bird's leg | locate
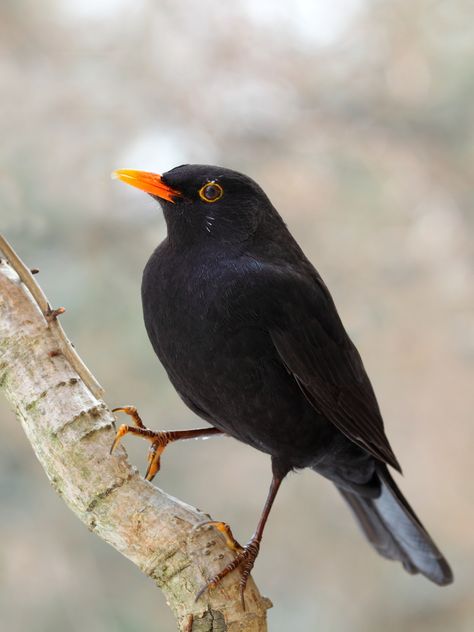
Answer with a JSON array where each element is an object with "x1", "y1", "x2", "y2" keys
[
  {"x1": 110, "y1": 406, "x2": 223, "y2": 481},
  {"x1": 196, "y1": 471, "x2": 284, "y2": 609}
]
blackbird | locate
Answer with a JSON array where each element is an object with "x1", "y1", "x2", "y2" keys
[{"x1": 111, "y1": 164, "x2": 453, "y2": 602}]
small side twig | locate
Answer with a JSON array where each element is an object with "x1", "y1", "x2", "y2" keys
[{"x1": 0, "y1": 234, "x2": 103, "y2": 398}]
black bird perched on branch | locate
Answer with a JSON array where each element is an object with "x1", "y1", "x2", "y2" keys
[{"x1": 111, "y1": 164, "x2": 453, "y2": 603}]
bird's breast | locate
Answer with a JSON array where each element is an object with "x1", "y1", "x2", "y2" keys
[
  {"x1": 142, "y1": 247, "x2": 242, "y2": 385},
  {"x1": 140, "y1": 245, "x2": 322, "y2": 460}
]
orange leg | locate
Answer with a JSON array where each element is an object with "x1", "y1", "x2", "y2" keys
[{"x1": 110, "y1": 406, "x2": 223, "y2": 481}]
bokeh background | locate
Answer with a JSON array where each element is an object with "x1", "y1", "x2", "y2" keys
[{"x1": 1, "y1": 1, "x2": 473, "y2": 630}]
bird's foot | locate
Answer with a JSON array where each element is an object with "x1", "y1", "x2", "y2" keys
[
  {"x1": 195, "y1": 524, "x2": 260, "y2": 609},
  {"x1": 110, "y1": 406, "x2": 170, "y2": 481},
  {"x1": 110, "y1": 406, "x2": 223, "y2": 481}
]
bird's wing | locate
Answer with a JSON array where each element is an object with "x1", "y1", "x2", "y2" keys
[{"x1": 246, "y1": 262, "x2": 401, "y2": 471}]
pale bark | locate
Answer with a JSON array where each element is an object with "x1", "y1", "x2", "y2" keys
[{"x1": 0, "y1": 236, "x2": 271, "y2": 632}]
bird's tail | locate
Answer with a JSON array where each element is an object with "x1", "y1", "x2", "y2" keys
[{"x1": 338, "y1": 462, "x2": 453, "y2": 585}]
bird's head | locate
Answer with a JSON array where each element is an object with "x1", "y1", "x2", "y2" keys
[{"x1": 113, "y1": 164, "x2": 274, "y2": 246}]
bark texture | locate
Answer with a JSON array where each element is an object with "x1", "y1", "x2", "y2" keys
[{"x1": 0, "y1": 238, "x2": 271, "y2": 631}]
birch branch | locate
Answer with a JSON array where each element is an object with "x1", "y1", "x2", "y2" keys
[{"x1": 0, "y1": 236, "x2": 271, "y2": 632}]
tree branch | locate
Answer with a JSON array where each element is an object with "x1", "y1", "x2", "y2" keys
[{"x1": 0, "y1": 236, "x2": 271, "y2": 632}]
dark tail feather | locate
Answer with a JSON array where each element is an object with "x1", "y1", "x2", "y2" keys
[{"x1": 338, "y1": 463, "x2": 453, "y2": 585}]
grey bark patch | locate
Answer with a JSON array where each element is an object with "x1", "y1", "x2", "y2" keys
[{"x1": 192, "y1": 609, "x2": 227, "y2": 632}]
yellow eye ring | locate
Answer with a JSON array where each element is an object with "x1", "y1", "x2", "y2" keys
[{"x1": 198, "y1": 181, "x2": 223, "y2": 203}]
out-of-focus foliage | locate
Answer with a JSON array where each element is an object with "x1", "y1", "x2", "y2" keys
[{"x1": 1, "y1": 1, "x2": 473, "y2": 630}]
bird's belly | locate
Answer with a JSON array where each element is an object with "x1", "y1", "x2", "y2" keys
[{"x1": 155, "y1": 322, "x2": 325, "y2": 464}]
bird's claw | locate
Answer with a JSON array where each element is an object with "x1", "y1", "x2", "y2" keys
[
  {"x1": 110, "y1": 406, "x2": 169, "y2": 481},
  {"x1": 195, "y1": 536, "x2": 260, "y2": 610},
  {"x1": 109, "y1": 423, "x2": 129, "y2": 454},
  {"x1": 111, "y1": 405, "x2": 144, "y2": 427},
  {"x1": 144, "y1": 439, "x2": 167, "y2": 481},
  {"x1": 193, "y1": 520, "x2": 244, "y2": 553}
]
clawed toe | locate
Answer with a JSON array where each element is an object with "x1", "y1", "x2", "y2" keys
[
  {"x1": 192, "y1": 520, "x2": 244, "y2": 553},
  {"x1": 109, "y1": 423, "x2": 129, "y2": 454},
  {"x1": 110, "y1": 407, "x2": 168, "y2": 481},
  {"x1": 144, "y1": 439, "x2": 167, "y2": 481},
  {"x1": 195, "y1": 536, "x2": 260, "y2": 609}
]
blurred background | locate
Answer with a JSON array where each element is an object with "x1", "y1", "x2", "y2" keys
[{"x1": 1, "y1": 0, "x2": 473, "y2": 630}]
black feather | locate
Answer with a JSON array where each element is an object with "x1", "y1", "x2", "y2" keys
[{"x1": 339, "y1": 463, "x2": 453, "y2": 585}]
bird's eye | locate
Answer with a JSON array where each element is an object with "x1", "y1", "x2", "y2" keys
[{"x1": 199, "y1": 181, "x2": 223, "y2": 203}]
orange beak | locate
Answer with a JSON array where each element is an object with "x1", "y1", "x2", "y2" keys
[{"x1": 112, "y1": 169, "x2": 181, "y2": 203}]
